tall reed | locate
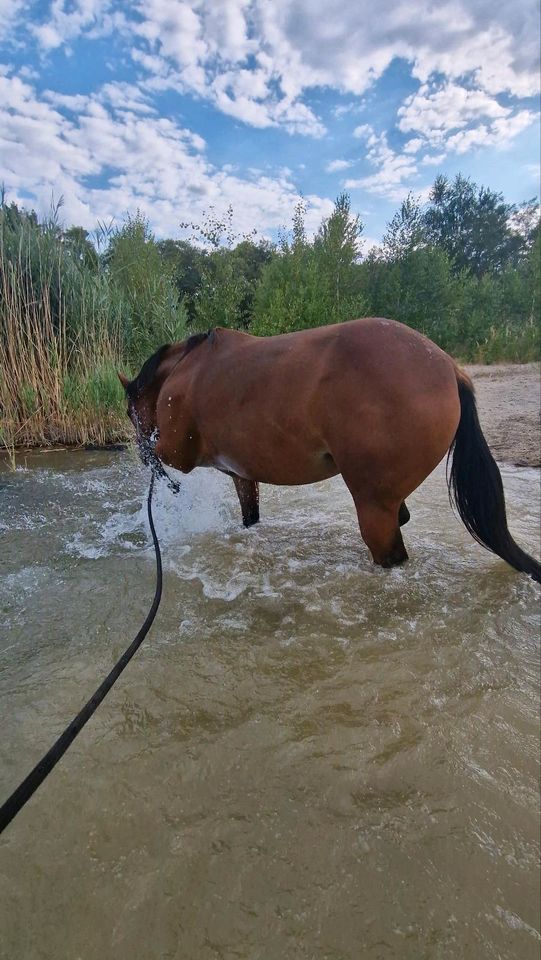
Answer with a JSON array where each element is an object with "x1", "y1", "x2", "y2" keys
[{"x1": 0, "y1": 213, "x2": 127, "y2": 450}]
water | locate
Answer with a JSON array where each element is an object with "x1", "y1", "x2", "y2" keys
[{"x1": 0, "y1": 450, "x2": 539, "y2": 960}]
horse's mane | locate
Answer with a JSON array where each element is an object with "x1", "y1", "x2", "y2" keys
[
  {"x1": 126, "y1": 331, "x2": 212, "y2": 399},
  {"x1": 126, "y1": 344, "x2": 170, "y2": 400}
]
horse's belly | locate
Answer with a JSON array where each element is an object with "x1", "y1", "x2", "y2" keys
[
  {"x1": 205, "y1": 446, "x2": 339, "y2": 485},
  {"x1": 209, "y1": 452, "x2": 252, "y2": 477},
  {"x1": 257, "y1": 455, "x2": 339, "y2": 485}
]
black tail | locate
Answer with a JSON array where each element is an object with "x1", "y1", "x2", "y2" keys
[{"x1": 447, "y1": 376, "x2": 541, "y2": 583}]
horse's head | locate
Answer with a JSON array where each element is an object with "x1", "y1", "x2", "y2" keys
[
  {"x1": 117, "y1": 375, "x2": 157, "y2": 466},
  {"x1": 118, "y1": 332, "x2": 212, "y2": 461},
  {"x1": 117, "y1": 372, "x2": 152, "y2": 455},
  {"x1": 118, "y1": 344, "x2": 172, "y2": 460}
]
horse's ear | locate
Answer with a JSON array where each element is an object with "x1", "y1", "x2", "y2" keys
[{"x1": 117, "y1": 372, "x2": 129, "y2": 391}]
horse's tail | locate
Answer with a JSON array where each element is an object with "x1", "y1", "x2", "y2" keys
[{"x1": 447, "y1": 370, "x2": 541, "y2": 583}]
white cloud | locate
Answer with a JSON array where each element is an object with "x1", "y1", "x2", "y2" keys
[
  {"x1": 0, "y1": 69, "x2": 333, "y2": 237},
  {"x1": 0, "y1": 0, "x2": 29, "y2": 31},
  {"x1": 353, "y1": 124, "x2": 373, "y2": 139},
  {"x1": 445, "y1": 110, "x2": 536, "y2": 154},
  {"x1": 397, "y1": 79, "x2": 537, "y2": 160},
  {"x1": 14, "y1": 0, "x2": 537, "y2": 143},
  {"x1": 2, "y1": 0, "x2": 539, "y2": 238},
  {"x1": 30, "y1": 0, "x2": 115, "y2": 49},
  {"x1": 325, "y1": 159, "x2": 354, "y2": 172},
  {"x1": 210, "y1": 68, "x2": 325, "y2": 135},
  {"x1": 123, "y1": 0, "x2": 539, "y2": 137},
  {"x1": 409, "y1": 5, "x2": 539, "y2": 98},
  {"x1": 421, "y1": 153, "x2": 447, "y2": 166},
  {"x1": 398, "y1": 82, "x2": 510, "y2": 141},
  {"x1": 345, "y1": 124, "x2": 419, "y2": 200},
  {"x1": 403, "y1": 137, "x2": 424, "y2": 154},
  {"x1": 333, "y1": 102, "x2": 359, "y2": 118}
]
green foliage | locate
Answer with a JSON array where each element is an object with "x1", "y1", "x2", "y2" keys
[
  {"x1": 81, "y1": 363, "x2": 126, "y2": 413},
  {"x1": 252, "y1": 195, "x2": 365, "y2": 335},
  {"x1": 359, "y1": 177, "x2": 540, "y2": 361},
  {"x1": 106, "y1": 212, "x2": 188, "y2": 355},
  {"x1": 156, "y1": 239, "x2": 204, "y2": 321},
  {"x1": 424, "y1": 174, "x2": 525, "y2": 276},
  {"x1": 179, "y1": 206, "x2": 272, "y2": 329},
  {"x1": 360, "y1": 233, "x2": 540, "y2": 361},
  {"x1": 62, "y1": 226, "x2": 99, "y2": 270},
  {"x1": 382, "y1": 193, "x2": 426, "y2": 261},
  {"x1": 359, "y1": 245, "x2": 463, "y2": 349}
]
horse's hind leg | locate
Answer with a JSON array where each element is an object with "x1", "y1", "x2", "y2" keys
[
  {"x1": 231, "y1": 475, "x2": 260, "y2": 528},
  {"x1": 399, "y1": 501, "x2": 410, "y2": 526},
  {"x1": 353, "y1": 497, "x2": 409, "y2": 568}
]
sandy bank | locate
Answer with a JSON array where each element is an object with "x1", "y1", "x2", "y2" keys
[{"x1": 464, "y1": 362, "x2": 540, "y2": 468}]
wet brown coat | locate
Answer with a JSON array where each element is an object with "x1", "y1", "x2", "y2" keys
[{"x1": 125, "y1": 318, "x2": 463, "y2": 567}]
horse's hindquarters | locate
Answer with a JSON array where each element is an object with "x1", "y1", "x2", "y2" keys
[{"x1": 322, "y1": 356, "x2": 461, "y2": 507}]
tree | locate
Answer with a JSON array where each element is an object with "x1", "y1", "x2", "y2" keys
[
  {"x1": 314, "y1": 192, "x2": 364, "y2": 315},
  {"x1": 424, "y1": 174, "x2": 523, "y2": 276},
  {"x1": 382, "y1": 193, "x2": 426, "y2": 261},
  {"x1": 252, "y1": 194, "x2": 365, "y2": 334},
  {"x1": 157, "y1": 239, "x2": 204, "y2": 320},
  {"x1": 508, "y1": 199, "x2": 540, "y2": 256},
  {"x1": 180, "y1": 206, "x2": 273, "y2": 329},
  {"x1": 62, "y1": 226, "x2": 98, "y2": 270}
]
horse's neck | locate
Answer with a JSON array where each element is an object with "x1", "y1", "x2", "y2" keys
[
  {"x1": 147, "y1": 345, "x2": 185, "y2": 412},
  {"x1": 157, "y1": 344, "x2": 184, "y2": 386}
]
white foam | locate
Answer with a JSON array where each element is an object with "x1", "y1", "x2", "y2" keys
[{"x1": 143, "y1": 467, "x2": 237, "y2": 543}]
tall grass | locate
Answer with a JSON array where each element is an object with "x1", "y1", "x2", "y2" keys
[
  {"x1": 0, "y1": 217, "x2": 126, "y2": 451},
  {"x1": 0, "y1": 207, "x2": 188, "y2": 452}
]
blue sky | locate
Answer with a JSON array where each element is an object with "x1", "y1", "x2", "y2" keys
[{"x1": 1, "y1": 0, "x2": 539, "y2": 248}]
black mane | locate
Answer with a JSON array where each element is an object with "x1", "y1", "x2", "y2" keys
[
  {"x1": 126, "y1": 331, "x2": 213, "y2": 400},
  {"x1": 126, "y1": 344, "x2": 170, "y2": 400},
  {"x1": 184, "y1": 330, "x2": 212, "y2": 357}
]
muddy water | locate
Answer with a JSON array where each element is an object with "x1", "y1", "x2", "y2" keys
[{"x1": 0, "y1": 450, "x2": 539, "y2": 960}]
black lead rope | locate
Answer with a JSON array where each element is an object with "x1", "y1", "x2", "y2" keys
[{"x1": 0, "y1": 469, "x2": 165, "y2": 836}]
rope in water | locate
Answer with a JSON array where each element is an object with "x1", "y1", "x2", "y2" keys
[{"x1": 0, "y1": 469, "x2": 164, "y2": 836}]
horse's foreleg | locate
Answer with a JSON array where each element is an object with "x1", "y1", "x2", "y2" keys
[{"x1": 231, "y1": 476, "x2": 260, "y2": 528}]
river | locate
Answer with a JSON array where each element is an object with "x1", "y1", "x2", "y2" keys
[{"x1": 0, "y1": 450, "x2": 539, "y2": 959}]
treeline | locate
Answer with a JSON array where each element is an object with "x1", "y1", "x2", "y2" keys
[{"x1": 0, "y1": 175, "x2": 539, "y2": 448}]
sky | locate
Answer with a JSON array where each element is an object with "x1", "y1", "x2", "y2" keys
[{"x1": 1, "y1": 0, "x2": 540, "y2": 248}]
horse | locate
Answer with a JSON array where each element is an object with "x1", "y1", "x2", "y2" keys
[{"x1": 118, "y1": 317, "x2": 540, "y2": 582}]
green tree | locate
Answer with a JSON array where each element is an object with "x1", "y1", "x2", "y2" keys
[
  {"x1": 62, "y1": 226, "x2": 98, "y2": 270},
  {"x1": 382, "y1": 193, "x2": 426, "y2": 261},
  {"x1": 253, "y1": 194, "x2": 365, "y2": 334},
  {"x1": 424, "y1": 174, "x2": 523, "y2": 276},
  {"x1": 314, "y1": 192, "x2": 364, "y2": 318},
  {"x1": 179, "y1": 206, "x2": 273, "y2": 329},
  {"x1": 157, "y1": 238, "x2": 205, "y2": 321},
  {"x1": 360, "y1": 245, "x2": 465, "y2": 351}
]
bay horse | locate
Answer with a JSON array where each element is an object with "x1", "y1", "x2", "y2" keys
[{"x1": 118, "y1": 318, "x2": 540, "y2": 582}]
